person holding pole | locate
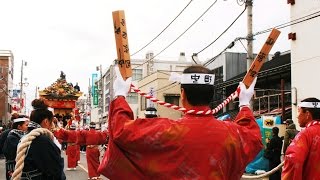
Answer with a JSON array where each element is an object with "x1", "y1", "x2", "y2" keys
[{"x1": 98, "y1": 65, "x2": 262, "y2": 179}]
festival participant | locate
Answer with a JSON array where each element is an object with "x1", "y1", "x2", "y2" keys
[
  {"x1": 77, "y1": 122, "x2": 108, "y2": 180},
  {"x1": 282, "y1": 119, "x2": 299, "y2": 154},
  {"x1": 144, "y1": 107, "x2": 158, "y2": 118},
  {"x1": 2, "y1": 116, "x2": 29, "y2": 180},
  {"x1": 282, "y1": 97, "x2": 320, "y2": 180},
  {"x1": 98, "y1": 65, "x2": 262, "y2": 179},
  {"x1": 18, "y1": 99, "x2": 66, "y2": 179},
  {"x1": 0, "y1": 113, "x2": 19, "y2": 160},
  {"x1": 54, "y1": 123, "x2": 79, "y2": 170}
]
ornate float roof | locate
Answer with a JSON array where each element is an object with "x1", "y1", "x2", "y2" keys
[{"x1": 39, "y1": 71, "x2": 82, "y2": 100}]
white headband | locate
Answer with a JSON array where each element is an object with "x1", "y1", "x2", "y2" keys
[
  {"x1": 169, "y1": 72, "x2": 215, "y2": 85},
  {"x1": 13, "y1": 118, "x2": 29, "y2": 123},
  {"x1": 298, "y1": 102, "x2": 320, "y2": 108},
  {"x1": 145, "y1": 111, "x2": 157, "y2": 115}
]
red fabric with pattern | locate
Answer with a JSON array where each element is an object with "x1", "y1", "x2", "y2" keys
[
  {"x1": 282, "y1": 120, "x2": 320, "y2": 180},
  {"x1": 98, "y1": 97, "x2": 262, "y2": 179}
]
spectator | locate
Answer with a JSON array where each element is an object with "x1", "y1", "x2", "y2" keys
[
  {"x1": 264, "y1": 127, "x2": 283, "y2": 180},
  {"x1": 3, "y1": 116, "x2": 29, "y2": 180},
  {"x1": 283, "y1": 119, "x2": 299, "y2": 154}
]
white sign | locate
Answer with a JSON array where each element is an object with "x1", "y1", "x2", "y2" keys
[{"x1": 262, "y1": 116, "x2": 276, "y2": 129}]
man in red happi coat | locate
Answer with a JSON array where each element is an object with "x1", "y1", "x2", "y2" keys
[
  {"x1": 98, "y1": 65, "x2": 263, "y2": 179},
  {"x1": 282, "y1": 97, "x2": 320, "y2": 180},
  {"x1": 77, "y1": 122, "x2": 108, "y2": 180},
  {"x1": 54, "y1": 123, "x2": 79, "y2": 170}
]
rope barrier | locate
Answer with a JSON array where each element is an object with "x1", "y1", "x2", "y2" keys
[
  {"x1": 241, "y1": 161, "x2": 284, "y2": 179},
  {"x1": 12, "y1": 128, "x2": 53, "y2": 180},
  {"x1": 131, "y1": 84, "x2": 239, "y2": 115}
]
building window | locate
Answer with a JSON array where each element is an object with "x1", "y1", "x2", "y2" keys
[
  {"x1": 132, "y1": 69, "x2": 142, "y2": 81},
  {"x1": 127, "y1": 92, "x2": 138, "y2": 104},
  {"x1": 164, "y1": 95, "x2": 180, "y2": 106},
  {"x1": 140, "y1": 96, "x2": 147, "y2": 110}
]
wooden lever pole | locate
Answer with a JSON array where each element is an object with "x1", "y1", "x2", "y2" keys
[
  {"x1": 112, "y1": 10, "x2": 132, "y2": 80},
  {"x1": 242, "y1": 28, "x2": 281, "y2": 88}
]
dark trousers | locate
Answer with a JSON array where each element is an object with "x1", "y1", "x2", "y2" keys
[{"x1": 269, "y1": 158, "x2": 281, "y2": 180}]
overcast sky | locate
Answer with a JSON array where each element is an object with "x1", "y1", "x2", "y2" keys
[{"x1": 0, "y1": 0, "x2": 290, "y2": 112}]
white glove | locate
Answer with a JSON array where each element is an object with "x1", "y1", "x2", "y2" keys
[
  {"x1": 113, "y1": 66, "x2": 132, "y2": 98},
  {"x1": 238, "y1": 77, "x2": 257, "y2": 107}
]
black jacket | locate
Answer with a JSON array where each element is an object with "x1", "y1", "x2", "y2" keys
[{"x1": 22, "y1": 134, "x2": 66, "y2": 180}]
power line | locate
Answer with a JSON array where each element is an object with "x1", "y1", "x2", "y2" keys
[
  {"x1": 196, "y1": 5, "x2": 247, "y2": 55},
  {"x1": 203, "y1": 36, "x2": 245, "y2": 66},
  {"x1": 155, "y1": 82, "x2": 178, "y2": 93},
  {"x1": 130, "y1": 0, "x2": 194, "y2": 56},
  {"x1": 132, "y1": 0, "x2": 218, "y2": 70},
  {"x1": 253, "y1": 10, "x2": 320, "y2": 36},
  {"x1": 132, "y1": 11, "x2": 320, "y2": 102},
  {"x1": 203, "y1": 11, "x2": 320, "y2": 67},
  {"x1": 153, "y1": 0, "x2": 218, "y2": 58}
]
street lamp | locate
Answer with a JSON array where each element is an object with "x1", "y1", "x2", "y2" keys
[{"x1": 19, "y1": 60, "x2": 28, "y2": 113}]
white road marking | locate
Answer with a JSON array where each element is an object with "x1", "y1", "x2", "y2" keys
[{"x1": 78, "y1": 164, "x2": 88, "y2": 173}]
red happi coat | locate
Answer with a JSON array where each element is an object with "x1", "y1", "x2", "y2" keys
[
  {"x1": 282, "y1": 120, "x2": 320, "y2": 180},
  {"x1": 98, "y1": 97, "x2": 262, "y2": 180},
  {"x1": 77, "y1": 129, "x2": 108, "y2": 178},
  {"x1": 54, "y1": 129, "x2": 79, "y2": 168}
]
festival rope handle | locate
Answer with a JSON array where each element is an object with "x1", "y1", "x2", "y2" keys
[
  {"x1": 131, "y1": 84, "x2": 239, "y2": 115},
  {"x1": 241, "y1": 161, "x2": 284, "y2": 179},
  {"x1": 11, "y1": 128, "x2": 53, "y2": 180}
]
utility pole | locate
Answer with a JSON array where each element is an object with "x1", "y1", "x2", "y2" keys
[
  {"x1": 35, "y1": 86, "x2": 39, "y2": 99},
  {"x1": 246, "y1": 0, "x2": 253, "y2": 69},
  {"x1": 19, "y1": 60, "x2": 28, "y2": 113},
  {"x1": 19, "y1": 60, "x2": 24, "y2": 113},
  {"x1": 246, "y1": 0, "x2": 254, "y2": 108}
]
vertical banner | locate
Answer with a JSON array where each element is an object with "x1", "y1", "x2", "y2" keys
[
  {"x1": 92, "y1": 73, "x2": 98, "y2": 106},
  {"x1": 147, "y1": 87, "x2": 154, "y2": 107},
  {"x1": 262, "y1": 116, "x2": 276, "y2": 142},
  {"x1": 93, "y1": 86, "x2": 98, "y2": 106},
  {"x1": 113, "y1": 10, "x2": 132, "y2": 80}
]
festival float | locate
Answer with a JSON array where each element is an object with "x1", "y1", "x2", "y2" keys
[{"x1": 38, "y1": 71, "x2": 82, "y2": 119}]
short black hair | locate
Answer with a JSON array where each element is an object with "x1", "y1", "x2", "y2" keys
[
  {"x1": 181, "y1": 65, "x2": 214, "y2": 106},
  {"x1": 301, "y1": 97, "x2": 320, "y2": 120},
  {"x1": 285, "y1": 119, "x2": 294, "y2": 125},
  {"x1": 272, "y1": 127, "x2": 279, "y2": 135}
]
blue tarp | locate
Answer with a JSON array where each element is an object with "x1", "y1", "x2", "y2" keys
[{"x1": 245, "y1": 116, "x2": 282, "y2": 174}]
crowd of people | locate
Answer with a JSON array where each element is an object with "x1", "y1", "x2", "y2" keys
[{"x1": 0, "y1": 64, "x2": 319, "y2": 180}]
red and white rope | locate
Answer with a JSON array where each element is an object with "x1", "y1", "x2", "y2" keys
[
  {"x1": 131, "y1": 84, "x2": 239, "y2": 115},
  {"x1": 306, "y1": 120, "x2": 320, "y2": 128}
]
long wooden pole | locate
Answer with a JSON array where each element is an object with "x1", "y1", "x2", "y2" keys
[
  {"x1": 112, "y1": 10, "x2": 132, "y2": 80},
  {"x1": 242, "y1": 28, "x2": 281, "y2": 88}
]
